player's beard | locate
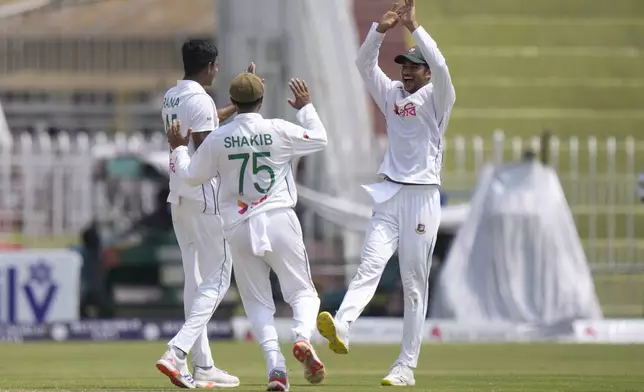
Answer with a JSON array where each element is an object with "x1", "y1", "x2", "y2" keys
[
  {"x1": 404, "y1": 75, "x2": 430, "y2": 94},
  {"x1": 403, "y1": 79, "x2": 416, "y2": 93}
]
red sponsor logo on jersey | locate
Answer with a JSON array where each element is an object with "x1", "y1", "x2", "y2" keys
[
  {"x1": 303, "y1": 132, "x2": 309, "y2": 139},
  {"x1": 237, "y1": 195, "x2": 268, "y2": 215},
  {"x1": 169, "y1": 158, "x2": 175, "y2": 173},
  {"x1": 237, "y1": 200, "x2": 248, "y2": 214},
  {"x1": 394, "y1": 102, "x2": 417, "y2": 117}
]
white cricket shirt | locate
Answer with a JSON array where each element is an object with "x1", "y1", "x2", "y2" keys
[
  {"x1": 357, "y1": 23, "x2": 456, "y2": 185},
  {"x1": 162, "y1": 80, "x2": 219, "y2": 213},
  {"x1": 170, "y1": 104, "x2": 327, "y2": 230}
]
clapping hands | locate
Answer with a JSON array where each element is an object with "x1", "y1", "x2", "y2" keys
[{"x1": 376, "y1": 0, "x2": 418, "y2": 34}]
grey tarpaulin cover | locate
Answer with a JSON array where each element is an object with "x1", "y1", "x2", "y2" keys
[{"x1": 431, "y1": 161, "x2": 603, "y2": 324}]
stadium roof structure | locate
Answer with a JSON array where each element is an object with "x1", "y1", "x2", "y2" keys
[{"x1": 0, "y1": 0, "x2": 217, "y2": 37}]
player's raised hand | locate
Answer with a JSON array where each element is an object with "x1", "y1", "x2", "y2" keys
[
  {"x1": 377, "y1": 1, "x2": 404, "y2": 33},
  {"x1": 400, "y1": 0, "x2": 419, "y2": 31},
  {"x1": 167, "y1": 120, "x2": 191, "y2": 150},
  {"x1": 247, "y1": 62, "x2": 265, "y2": 84},
  {"x1": 287, "y1": 78, "x2": 312, "y2": 110}
]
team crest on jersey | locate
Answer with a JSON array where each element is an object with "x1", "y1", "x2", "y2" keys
[{"x1": 415, "y1": 223, "x2": 426, "y2": 234}]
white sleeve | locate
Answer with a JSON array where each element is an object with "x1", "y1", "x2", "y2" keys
[
  {"x1": 411, "y1": 26, "x2": 456, "y2": 121},
  {"x1": 188, "y1": 94, "x2": 219, "y2": 133},
  {"x1": 356, "y1": 22, "x2": 397, "y2": 115},
  {"x1": 280, "y1": 104, "x2": 328, "y2": 157},
  {"x1": 171, "y1": 137, "x2": 219, "y2": 186}
]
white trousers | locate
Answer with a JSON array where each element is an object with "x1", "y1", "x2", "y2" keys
[
  {"x1": 169, "y1": 200, "x2": 232, "y2": 368},
  {"x1": 336, "y1": 184, "x2": 441, "y2": 368},
  {"x1": 226, "y1": 208, "x2": 320, "y2": 376}
]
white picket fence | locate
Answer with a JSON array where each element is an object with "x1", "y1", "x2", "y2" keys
[
  {"x1": 0, "y1": 131, "x2": 169, "y2": 240},
  {"x1": 1, "y1": 130, "x2": 643, "y2": 266}
]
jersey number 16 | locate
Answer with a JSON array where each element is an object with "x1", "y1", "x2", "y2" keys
[{"x1": 228, "y1": 152, "x2": 275, "y2": 196}]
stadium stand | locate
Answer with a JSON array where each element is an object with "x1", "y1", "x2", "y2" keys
[
  {"x1": 3, "y1": 0, "x2": 642, "y2": 138},
  {"x1": 414, "y1": 0, "x2": 644, "y2": 138},
  {"x1": 0, "y1": 0, "x2": 216, "y2": 37},
  {"x1": 0, "y1": 0, "x2": 216, "y2": 133}
]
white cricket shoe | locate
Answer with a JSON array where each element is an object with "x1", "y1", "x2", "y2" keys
[
  {"x1": 156, "y1": 348, "x2": 196, "y2": 389},
  {"x1": 292, "y1": 339, "x2": 326, "y2": 384},
  {"x1": 266, "y1": 368, "x2": 289, "y2": 391},
  {"x1": 316, "y1": 311, "x2": 350, "y2": 354},
  {"x1": 193, "y1": 366, "x2": 240, "y2": 388},
  {"x1": 381, "y1": 363, "x2": 416, "y2": 387}
]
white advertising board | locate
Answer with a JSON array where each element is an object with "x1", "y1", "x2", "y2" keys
[{"x1": 0, "y1": 249, "x2": 82, "y2": 324}]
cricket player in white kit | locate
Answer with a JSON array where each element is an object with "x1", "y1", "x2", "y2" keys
[
  {"x1": 158, "y1": 39, "x2": 241, "y2": 389},
  {"x1": 161, "y1": 73, "x2": 328, "y2": 392},
  {"x1": 317, "y1": 0, "x2": 455, "y2": 387}
]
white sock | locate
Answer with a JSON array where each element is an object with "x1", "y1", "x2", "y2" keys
[
  {"x1": 290, "y1": 295, "x2": 320, "y2": 342},
  {"x1": 261, "y1": 339, "x2": 285, "y2": 377}
]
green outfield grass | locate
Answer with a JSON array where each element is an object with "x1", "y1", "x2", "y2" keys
[{"x1": 0, "y1": 342, "x2": 642, "y2": 391}]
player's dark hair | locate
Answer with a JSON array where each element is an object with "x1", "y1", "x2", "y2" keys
[
  {"x1": 182, "y1": 39, "x2": 218, "y2": 77},
  {"x1": 231, "y1": 97, "x2": 263, "y2": 113}
]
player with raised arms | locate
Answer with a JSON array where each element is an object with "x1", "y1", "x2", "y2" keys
[
  {"x1": 161, "y1": 72, "x2": 328, "y2": 392},
  {"x1": 158, "y1": 38, "x2": 243, "y2": 389},
  {"x1": 316, "y1": 0, "x2": 456, "y2": 387}
]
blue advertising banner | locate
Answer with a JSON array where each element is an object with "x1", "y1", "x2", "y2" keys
[{"x1": 0, "y1": 318, "x2": 233, "y2": 342}]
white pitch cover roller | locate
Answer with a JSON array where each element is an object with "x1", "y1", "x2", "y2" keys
[{"x1": 431, "y1": 160, "x2": 603, "y2": 325}]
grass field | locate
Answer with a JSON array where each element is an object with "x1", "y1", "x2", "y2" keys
[{"x1": 0, "y1": 342, "x2": 643, "y2": 391}]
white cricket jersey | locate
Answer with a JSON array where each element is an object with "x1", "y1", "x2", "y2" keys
[
  {"x1": 162, "y1": 80, "x2": 219, "y2": 213},
  {"x1": 170, "y1": 104, "x2": 327, "y2": 230},
  {"x1": 357, "y1": 23, "x2": 456, "y2": 185}
]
